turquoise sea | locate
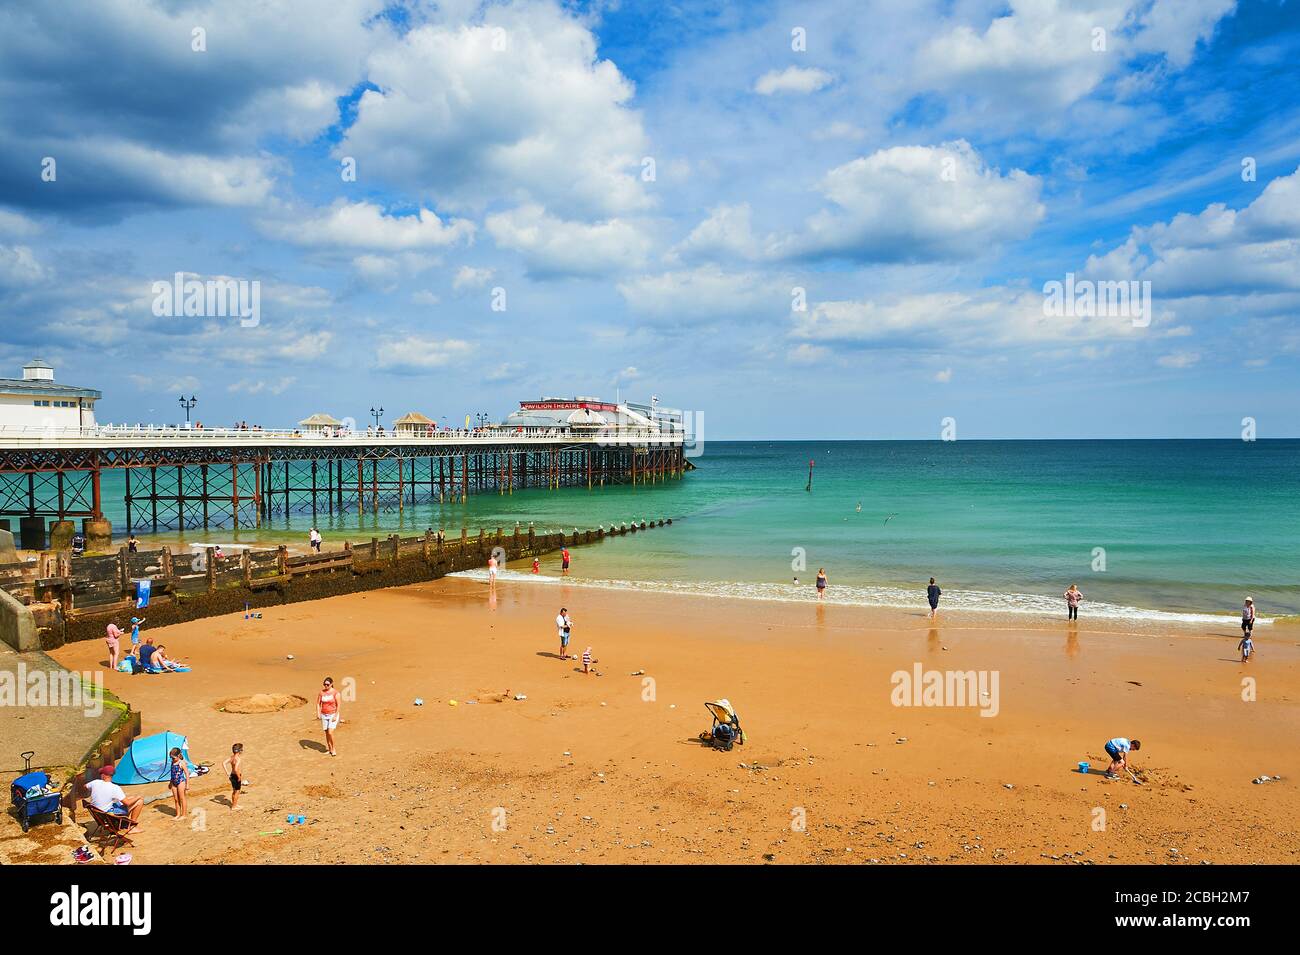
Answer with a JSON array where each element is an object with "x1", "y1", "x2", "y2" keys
[{"x1": 117, "y1": 440, "x2": 1300, "y2": 623}]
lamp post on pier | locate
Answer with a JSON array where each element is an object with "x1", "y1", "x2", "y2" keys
[
  {"x1": 179, "y1": 394, "x2": 197, "y2": 424},
  {"x1": 370, "y1": 406, "x2": 384, "y2": 429}
]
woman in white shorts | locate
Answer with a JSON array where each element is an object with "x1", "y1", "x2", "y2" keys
[{"x1": 317, "y1": 676, "x2": 341, "y2": 756}]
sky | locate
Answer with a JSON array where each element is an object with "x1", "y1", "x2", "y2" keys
[{"x1": 1, "y1": 0, "x2": 1298, "y2": 439}]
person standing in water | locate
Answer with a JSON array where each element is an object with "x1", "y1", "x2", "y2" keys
[
  {"x1": 317, "y1": 676, "x2": 341, "y2": 757},
  {"x1": 815, "y1": 568, "x2": 827, "y2": 599},
  {"x1": 561, "y1": 547, "x2": 571, "y2": 575},
  {"x1": 487, "y1": 553, "x2": 498, "y2": 587},
  {"x1": 1064, "y1": 584, "x2": 1083, "y2": 620},
  {"x1": 926, "y1": 578, "x2": 942, "y2": 619}
]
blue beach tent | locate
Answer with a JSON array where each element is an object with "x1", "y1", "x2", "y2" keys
[{"x1": 112, "y1": 732, "x2": 198, "y2": 785}]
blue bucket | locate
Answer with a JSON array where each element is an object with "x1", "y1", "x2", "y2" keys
[{"x1": 1078, "y1": 761, "x2": 1090, "y2": 774}]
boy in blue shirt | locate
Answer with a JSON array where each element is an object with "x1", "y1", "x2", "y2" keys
[{"x1": 1104, "y1": 737, "x2": 1140, "y2": 779}]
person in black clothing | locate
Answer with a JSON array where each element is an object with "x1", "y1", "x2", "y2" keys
[
  {"x1": 927, "y1": 577, "x2": 942, "y2": 619},
  {"x1": 127, "y1": 534, "x2": 139, "y2": 553}
]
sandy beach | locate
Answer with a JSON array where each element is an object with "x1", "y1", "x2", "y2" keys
[{"x1": 44, "y1": 572, "x2": 1300, "y2": 865}]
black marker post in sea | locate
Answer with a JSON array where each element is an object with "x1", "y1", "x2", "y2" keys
[{"x1": 805, "y1": 458, "x2": 814, "y2": 492}]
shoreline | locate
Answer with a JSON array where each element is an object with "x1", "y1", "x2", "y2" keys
[
  {"x1": 462, "y1": 567, "x2": 1282, "y2": 632},
  {"x1": 39, "y1": 574, "x2": 1300, "y2": 865}
]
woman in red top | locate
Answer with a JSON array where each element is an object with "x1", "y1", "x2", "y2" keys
[{"x1": 317, "y1": 676, "x2": 341, "y2": 757}]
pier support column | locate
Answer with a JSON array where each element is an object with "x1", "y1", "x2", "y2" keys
[
  {"x1": 84, "y1": 518, "x2": 112, "y2": 552},
  {"x1": 19, "y1": 516, "x2": 45, "y2": 551},
  {"x1": 49, "y1": 520, "x2": 75, "y2": 551}
]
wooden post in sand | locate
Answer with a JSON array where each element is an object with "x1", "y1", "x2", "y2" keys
[
  {"x1": 205, "y1": 547, "x2": 216, "y2": 594},
  {"x1": 161, "y1": 546, "x2": 173, "y2": 580},
  {"x1": 277, "y1": 545, "x2": 288, "y2": 576},
  {"x1": 117, "y1": 546, "x2": 130, "y2": 598},
  {"x1": 241, "y1": 550, "x2": 251, "y2": 587}
]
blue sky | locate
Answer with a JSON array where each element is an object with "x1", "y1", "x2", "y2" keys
[{"x1": 1, "y1": 0, "x2": 1298, "y2": 438}]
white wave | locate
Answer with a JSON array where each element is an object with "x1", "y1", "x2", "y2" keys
[{"x1": 449, "y1": 570, "x2": 1263, "y2": 626}]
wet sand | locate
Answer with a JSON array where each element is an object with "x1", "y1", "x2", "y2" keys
[{"x1": 45, "y1": 575, "x2": 1300, "y2": 864}]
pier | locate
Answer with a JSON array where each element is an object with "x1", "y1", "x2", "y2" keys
[{"x1": 0, "y1": 424, "x2": 688, "y2": 548}]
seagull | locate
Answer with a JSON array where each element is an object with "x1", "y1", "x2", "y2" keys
[{"x1": 883, "y1": 514, "x2": 897, "y2": 525}]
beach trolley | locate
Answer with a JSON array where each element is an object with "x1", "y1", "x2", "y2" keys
[
  {"x1": 10, "y1": 751, "x2": 63, "y2": 832},
  {"x1": 701, "y1": 699, "x2": 746, "y2": 752}
]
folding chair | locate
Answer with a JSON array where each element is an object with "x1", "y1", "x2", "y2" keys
[{"x1": 83, "y1": 800, "x2": 138, "y2": 850}]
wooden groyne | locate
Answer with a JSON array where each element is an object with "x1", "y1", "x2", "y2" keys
[{"x1": 1, "y1": 518, "x2": 674, "y2": 650}]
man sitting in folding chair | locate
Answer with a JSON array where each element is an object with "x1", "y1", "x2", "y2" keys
[{"x1": 82, "y1": 765, "x2": 142, "y2": 848}]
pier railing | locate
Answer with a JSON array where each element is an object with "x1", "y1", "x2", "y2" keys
[{"x1": 0, "y1": 423, "x2": 684, "y2": 447}]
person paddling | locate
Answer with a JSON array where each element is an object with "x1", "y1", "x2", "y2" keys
[
  {"x1": 926, "y1": 577, "x2": 941, "y2": 619},
  {"x1": 1064, "y1": 584, "x2": 1083, "y2": 621}
]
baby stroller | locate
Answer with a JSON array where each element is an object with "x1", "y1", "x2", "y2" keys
[
  {"x1": 700, "y1": 699, "x2": 746, "y2": 752},
  {"x1": 11, "y1": 751, "x2": 63, "y2": 832}
]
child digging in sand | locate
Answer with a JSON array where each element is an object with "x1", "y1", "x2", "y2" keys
[
  {"x1": 222, "y1": 743, "x2": 244, "y2": 809},
  {"x1": 1104, "y1": 737, "x2": 1140, "y2": 779}
]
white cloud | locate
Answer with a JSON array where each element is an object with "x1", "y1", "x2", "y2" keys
[
  {"x1": 228, "y1": 377, "x2": 298, "y2": 396},
  {"x1": 262, "y1": 201, "x2": 473, "y2": 251},
  {"x1": 486, "y1": 204, "x2": 652, "y2": 277},
  {"x1": 791, "y1": 286, "x2": 1151, "y2": 349},
  {"x1": 375, "y1": 336, "x2": 475, "y2": 372},
  {"x1": 673, "y1": 203, "x2": 770, "y2": 262},
  {"x1": 0, "y1": 210, "x2": 41, "y2": 237},
  {"x1": 486, "y1": 361, "x2": 524, "y2": 383},
  {"x1": 452, "y1": 266, "x2": 495, "y2": 291},
  {"x1": 788, "y1": 343, "x2": 830, "y2": 364},
  {"x1": 618, "y1": 265, "x2": 789, "y2": 319},
  {"x1": 776, "y1": 141, "x2": 1044, "y2": 263},
  {"x1": 338, "y1": 3, "x2": 649, "y2": 219},
  {"x1": 1090, "y1": 166, "x2": 1300, "y2": 298},
  {"x1": 0, "y1": 244, "x2": 48, "y2": 286},
  {"x1": 915, "y1": 0, "x2": 1238, "y2": 116},
  {"x1": 411, "y1": 290, "x2": 441, "y2": 306},
  {"x1": 1156, "y1": 350, "x2": 1201, "y2": 368},
  {"x1": 934, "y1": 367, "x2": 953, "y2": 382},
  {"x1": 754, "y1": 66, "x2": 834, "y2": 95},
  {"x1": 813, "y1": 122, "x2": 866, "y2": 142}
]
